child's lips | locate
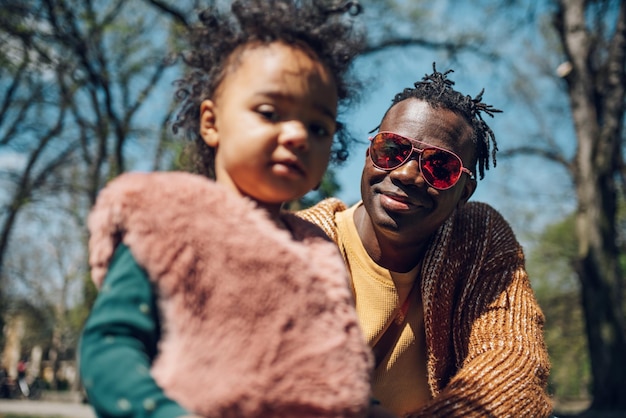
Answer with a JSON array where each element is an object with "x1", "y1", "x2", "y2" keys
[{"x1": 273, "y1": 158, "x2": 306, "y2": 177}]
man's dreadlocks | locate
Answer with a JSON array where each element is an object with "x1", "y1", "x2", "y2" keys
[{"x1": 384, "y1": 63, "x2": 501, "y2": 180}]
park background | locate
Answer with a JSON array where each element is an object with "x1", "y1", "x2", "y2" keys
[{"x1": 0, "y1": 0, "x2": 624, "y2": 416}]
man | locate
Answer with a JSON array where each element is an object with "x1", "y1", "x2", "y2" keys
[{"x1": 299, "y1": 64, "x2": 552, "y2": 417}]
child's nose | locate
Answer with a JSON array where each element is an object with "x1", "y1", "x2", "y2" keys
[{"x1": 279, "y1": 121, "x2": 309, "y2": 149}]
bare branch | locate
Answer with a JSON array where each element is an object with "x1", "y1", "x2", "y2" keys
[
  {"x1": 0, "y1": 49, "x2": 30, "y2": 131},
  {"x1": 499, "y1": 145, "x2": 573, "y2": 173},
  {"x1": 144, "y1": 0, "x2": 190, "y2": 27},
  {"x1": 363, "y1": 37, "x2": 499, "y2": 61}
]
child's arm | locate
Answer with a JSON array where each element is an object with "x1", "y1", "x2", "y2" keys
[{"x1": 80, "y1": 244, "x2": 190, "y2": 418}]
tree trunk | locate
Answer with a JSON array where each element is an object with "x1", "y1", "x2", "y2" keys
[
  {"x1": 559, "y1": 0, "x2": 626, "y2": 410},
  {"x1": 575, "y1": 188, "x2": 626, "y2": 409}
]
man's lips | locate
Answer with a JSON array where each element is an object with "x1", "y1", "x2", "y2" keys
[{"x1": 379, "y1": 191, "x2": 427, "y2": 211}]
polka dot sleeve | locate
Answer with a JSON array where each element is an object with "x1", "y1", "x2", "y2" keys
[{"x1": 79, "y1": 244, "x2": 190, "y2": 418}]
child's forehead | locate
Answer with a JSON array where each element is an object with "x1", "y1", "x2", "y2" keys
[
  {"x1": 211, "y1": 41, "x2": 338, "y2": 115},
  {"x1": 226, "y1": 41, "x2": 319, "y2": 69},
  {"x1": 219, "y1": 42, "x2": 334, "y2": 89}
]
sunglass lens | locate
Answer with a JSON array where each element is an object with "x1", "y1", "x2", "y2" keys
[
  {"x1": 420, "y1": 149, "x2": 462, "y2": 189},
  {"x1": 370, "y1": 133, "x2": 411, "y2": 169}
]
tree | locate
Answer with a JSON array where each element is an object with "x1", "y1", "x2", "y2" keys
[
  {"x1": 501, "y1": 0, "x2": 626, "y2": 410},
  {"x1": 0, "y1": 0, "x2": 182, "y2": 377},
  {"x1": 527, "y1": 215, "x2": 591, "y2": 402},
  {"x1": 0, "y1": 0, "x2": 76, "y2": 336},
  {"x1": 553, "y1": 1, "x2": 626, "y2": 410}
]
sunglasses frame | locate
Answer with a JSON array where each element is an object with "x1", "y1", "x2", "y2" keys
[{"x1": 369, "y1": 131, "x2": 475, "y2": 190}]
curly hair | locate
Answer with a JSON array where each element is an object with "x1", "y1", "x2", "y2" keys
[
  {"x1": 172, "y1": 0, "x2": 366, "y2": 178},
  {"x1": 382, "y1": 63, "x2": 502, "y2": 180}
]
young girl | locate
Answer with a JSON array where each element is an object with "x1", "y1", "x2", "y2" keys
[{"x1": 80, "y1": 1, "x2": 375, "y2": 417}]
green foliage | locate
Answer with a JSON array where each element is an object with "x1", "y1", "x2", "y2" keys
[
  {"x1": 285, "y1": 169, "x2": 342, "y2": 211},
  {"x1": 81, "y1": 272, "x2": 98, "y2": 313},
  {"x1": 299, "y1": 169, "x2": 342, "y2": 209},
  {"x1": 527, "y1": 214, "x2": 591, "y2": 400}
]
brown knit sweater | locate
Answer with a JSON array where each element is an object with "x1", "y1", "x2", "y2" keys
[
  {"x1": 298, "y1": 198, "x2": 552, "y2": 418},
  {"x1": 88, "y1": 173, "x2": 373, "y2": 418}
]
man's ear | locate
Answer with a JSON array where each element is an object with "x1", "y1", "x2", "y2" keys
[
  {"x1": 199, "y1": 99, "x2": 218, "y2": 147},
  {"x1": 456, "y1": 177, "x2": 477, "y2": 210}
]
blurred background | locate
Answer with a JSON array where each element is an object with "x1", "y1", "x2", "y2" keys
[{"x1": 0, "y1": 0, "x2": 624, "y2": 415}]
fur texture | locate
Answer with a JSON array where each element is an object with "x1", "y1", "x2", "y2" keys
[{"x1": 88, "y1": 172, "x2": 372, "y2": 417}]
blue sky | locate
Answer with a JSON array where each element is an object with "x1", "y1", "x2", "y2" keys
[
  {"x1": 95, "y1": 0, "x2": 581, "y2": 241},
  {"x1": 0, "y1": 0, "x2": 578, "y2": 251},
  {"x1": 328, "y1": 0, "x2": 577, "y2": 242},
  {"x1": 332, "y1": 55, "x2": 574, "y2": 242}
]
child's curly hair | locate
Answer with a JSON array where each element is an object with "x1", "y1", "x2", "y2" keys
[
  {"x1": 382, "y1": 63, "x2": 502, "y2": 180},
  {"x1": 173, "y1": 0, "x2": 366, "y2": 178}
]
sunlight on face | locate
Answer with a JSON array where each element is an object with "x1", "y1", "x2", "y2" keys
[{"x1": 199, "y1": 42, "x2": 338, "y2": 214}]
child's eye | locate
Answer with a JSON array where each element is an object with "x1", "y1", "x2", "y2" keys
[
  {"x1": 257, "y1": 105, "x2": 280, "y2": 122},
  {"x1": 310, "y1": 121, "x2": 336, "y2": 140},
  {"x1": 310, "y1": 124, "x2": 330, "y2": 138}
]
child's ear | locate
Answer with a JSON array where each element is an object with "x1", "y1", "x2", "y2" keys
[{"x1": 200, "y1": 99, "x2": 219, "y2": 147}]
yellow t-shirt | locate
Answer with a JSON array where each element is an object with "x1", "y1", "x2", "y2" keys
[{"x1": 336, "y1": 203, "x2": 431, "y2": 416}]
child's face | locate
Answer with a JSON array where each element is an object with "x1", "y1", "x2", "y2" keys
[{"x1": 199, "y1": 42, "x2": 338, "y2": 210}]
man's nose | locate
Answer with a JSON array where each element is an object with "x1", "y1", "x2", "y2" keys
[{"x1": 389, "y1": 157, "x2": 427, "y2": 187}]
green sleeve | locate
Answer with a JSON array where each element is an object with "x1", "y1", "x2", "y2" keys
[{"x1": 79, "y1": 244, "x2": 189, "y2": 418}]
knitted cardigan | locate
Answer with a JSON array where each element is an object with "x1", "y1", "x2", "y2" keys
[
  {"x1": 298, "y1": 198, "x2": 552, "y2": 418},
  {"x1": 87, "y1": 172, "x2": 372, "y2": 418}
]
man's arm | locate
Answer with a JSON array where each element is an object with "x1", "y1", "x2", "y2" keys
[
  {"x1": 295, "y1": 197, "x2": 347, "y2": 243},
  {"x1": 413, "y1": 204, "x2": 552, "y2": 417}
]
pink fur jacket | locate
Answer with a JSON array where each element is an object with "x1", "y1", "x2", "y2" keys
[{"x1": 88, "y1": 172, "x2": 372, "y2": 418}]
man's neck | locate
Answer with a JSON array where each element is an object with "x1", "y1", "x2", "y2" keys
[
  {"x1": 374, "y1": 238, "x2": 427, "y2": 273},
  {"x1": 353, "y1": 205, "x2": 427, "y2": 273}
]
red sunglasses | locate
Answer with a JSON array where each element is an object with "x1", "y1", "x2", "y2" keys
[{"x1": 369, "y1": 131, "x2": 474, "y2": 190}]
